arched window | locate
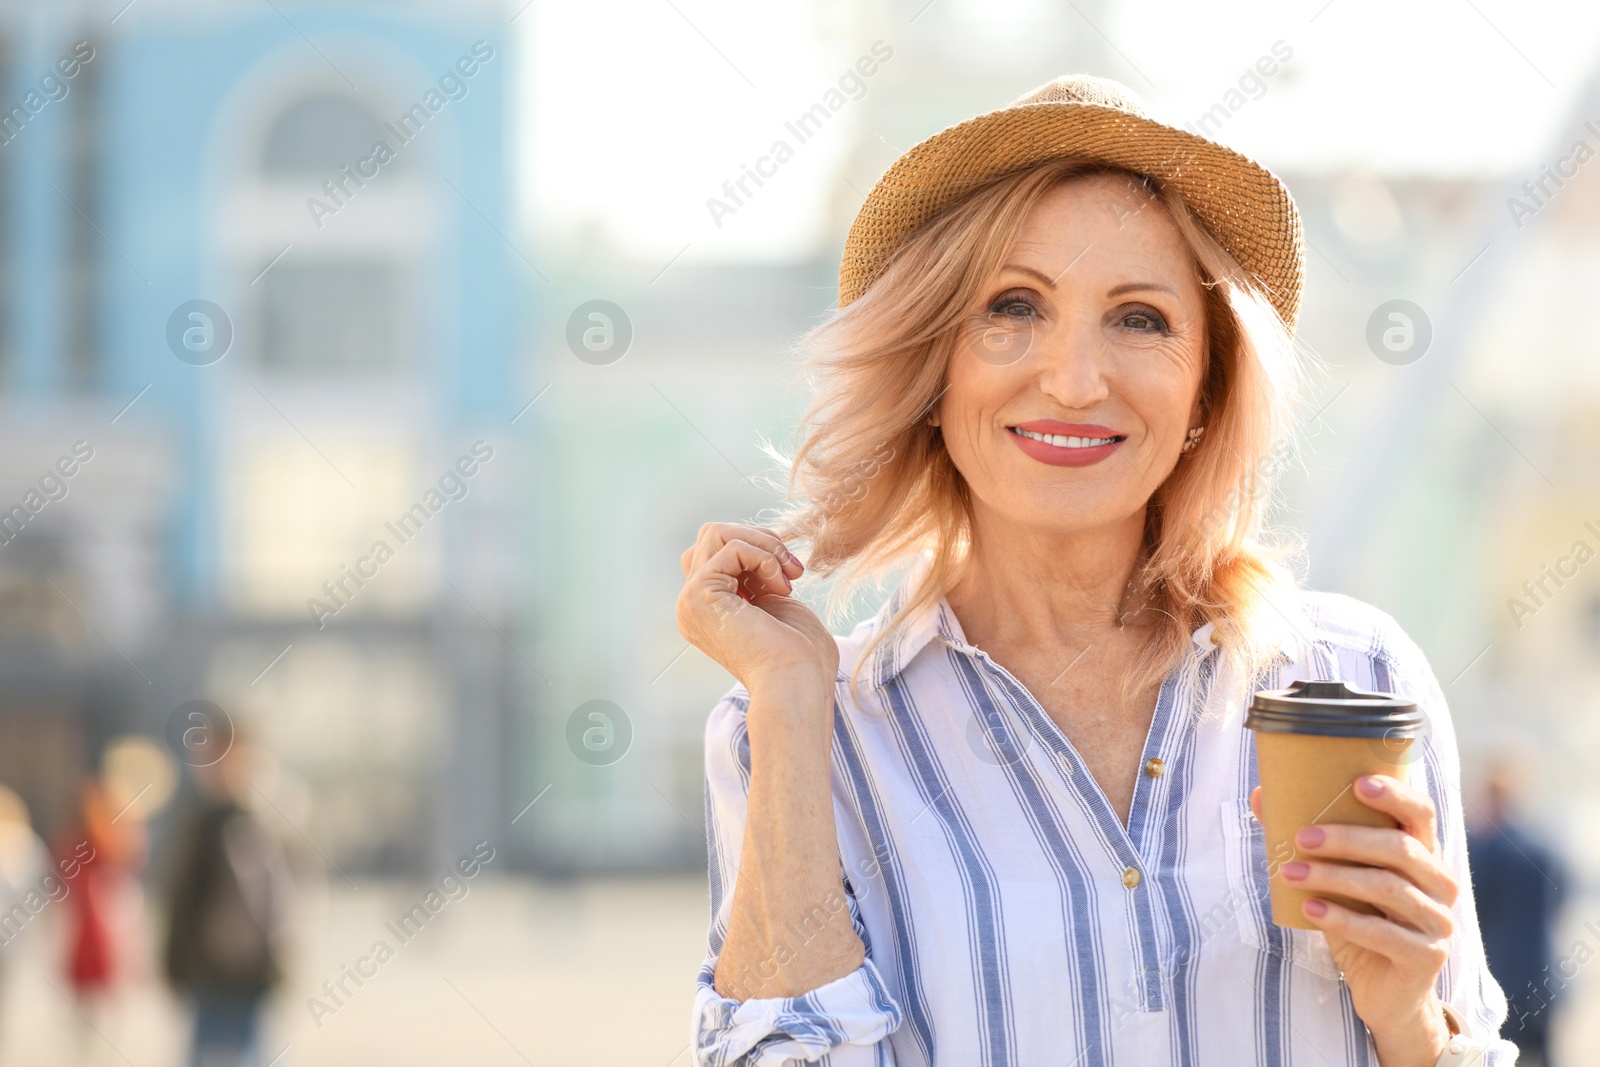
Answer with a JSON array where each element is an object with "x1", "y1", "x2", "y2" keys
[
  {"x1": 248, "y1": 92, "x2": 420, "y2": 378},
  {"x1": 261, "y1": 95, "x2": 402, "y2": 176}
]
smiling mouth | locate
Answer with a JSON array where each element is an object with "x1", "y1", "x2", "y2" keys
[{"x1": 1008, "y1": 427, "x2": 1126, "y2": 448}]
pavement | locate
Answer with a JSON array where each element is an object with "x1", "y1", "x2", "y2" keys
[
  {"x1": 0, "y1": 875, "x2": 1592, "y2": 1065},
  {"x1": 0, "y1": 875, "x2": 711, "y2": 1067}
]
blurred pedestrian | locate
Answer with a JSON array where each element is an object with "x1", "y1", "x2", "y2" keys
[
  {"x1": 0, "y1": 785, "x2": 49, "y2": 1039},
  {"x1": 162, "y1": 731, "x2": 292, "y2": 1067},
  {"x1": 56, "y1": 773, "x2": 148, "y2": 1064},
  {"x1": 1467, "y1": 759, "x2": 1569, "y2": 1066}
]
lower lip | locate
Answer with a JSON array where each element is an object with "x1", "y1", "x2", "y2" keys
[{"x1": 1007, "y1": 429, "x2": 1125, "y2": 467}]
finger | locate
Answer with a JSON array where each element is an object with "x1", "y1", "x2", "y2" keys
[
  {"x1": 1279, "y1": 860, "x2": 1454, "y2": 938},
  {"x1": 1294, "y1": 823, "x2": 1457, "y2": 907},
  {"x1": 700, "y1": 538, "x2": 793, "y2": 602},
  {"x1": 680, "y1": 538, "x2": 797, "y2": 644},
  {"x1": 1351, "y1": 775, "x2": 1438, "y2": 851},
  {"x1": 690, "y1": 523, "x2": 804, "y2": 581},
  {"x1": 1249, "y1": 786, "x2": 1262, "y2": 826},
  {"x1": 1301, "y1": 897, "x2": 1451, "y2": 977}
]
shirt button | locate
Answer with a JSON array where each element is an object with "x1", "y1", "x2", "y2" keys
[
  {"x1": 1143, "y1": 757, "x2": 1165, "y2": 778},
  {"x1": 1122, "y1": 867, "x2": 1142, "y2": 889}
]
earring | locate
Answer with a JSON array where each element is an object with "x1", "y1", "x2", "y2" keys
[{"x1": 1180, "y1": 425, "x2": 1205, "y2": 454}]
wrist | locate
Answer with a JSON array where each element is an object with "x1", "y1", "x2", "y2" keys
[
  {"x1": 745, "y1": 671, "x2": 837, "y2": 746},
  {"x1": 746, "y1": 668, "x2": 836, "y2": 712},
  {"x1": 1369, "y1": 994, "x2": 1453, "y2": 1067}
]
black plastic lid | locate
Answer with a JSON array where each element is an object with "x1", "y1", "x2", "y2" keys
[{"x1": 1245, "y1": 678, "x2": 1422, "y2": 738}]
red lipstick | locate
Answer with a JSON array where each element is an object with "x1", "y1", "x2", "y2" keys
[{"x1": 1006, "y1": 420, "x2": 1126, "y2": 468}]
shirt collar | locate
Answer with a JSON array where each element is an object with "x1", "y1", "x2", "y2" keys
[
  {"x1": 862, "y1": 554, "x2": 1235, "y2": 691},
  {"x1": 863, "y1": 555, "x2": 958, "y2": 691}
]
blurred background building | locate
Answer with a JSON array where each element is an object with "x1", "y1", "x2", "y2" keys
[
  {"x1": 0, "y1": 0, "x2": 518, "y2": 876},
  {"x1": 0, "y1": 0, "x2": 1591, "y2": 1063}
]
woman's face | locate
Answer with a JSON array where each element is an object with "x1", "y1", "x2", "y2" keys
[{"x1": 936, "y1": 173, "x2": 1209, "y2": 539}]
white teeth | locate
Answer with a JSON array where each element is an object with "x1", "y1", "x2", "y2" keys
[{"x1": 1014, "y1": 428, "x2": 1118, "y2": 448}]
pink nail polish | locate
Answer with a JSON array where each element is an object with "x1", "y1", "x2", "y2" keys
[
  {"x1": 1303, "y1": 899, "x2": 1327, "y2": 918},
  {"x1": 1358, "y1": 776, "x2": 1384, "y2": 796},
  {"x1": 1296, "y1": 826, "x2": 1324, "y2": 849},
  {"x1": 1280, "y1": 861, "x2": 1309, "y2": 881}
]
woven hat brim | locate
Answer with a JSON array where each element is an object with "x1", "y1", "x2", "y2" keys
[{"x1": 840, "y1": 101, "x2": 1305, "y2": 329}]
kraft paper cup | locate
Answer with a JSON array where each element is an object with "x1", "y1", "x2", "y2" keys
[{"x1": 1246, "y1": 679, "x2": 1423, "y2": 930}]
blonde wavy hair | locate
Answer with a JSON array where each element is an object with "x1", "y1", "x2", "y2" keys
[{"x1": 768, "y1": 158, "x2": 1312, "y2": 704}]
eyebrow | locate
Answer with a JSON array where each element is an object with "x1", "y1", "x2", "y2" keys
[
  {"x1": 1000, "y1": 263, "x2": 1058, "y2": 287},
  {"x1": 999, "y1": 262, "x2": 1178, "y2": 300},
  {"x1": 1107, "y1": 281, "x2": 1177, "y2": 299}
]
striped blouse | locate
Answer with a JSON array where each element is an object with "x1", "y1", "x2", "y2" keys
[{"x1": 690, "y1": 561, "x2": 1516, "y2": 1065}]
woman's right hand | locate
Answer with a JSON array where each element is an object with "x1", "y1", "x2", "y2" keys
[
  {"x1": 684, "y1": 526, "x2": 863, "y2": 1006},
  {"x1": 677, "y1": 522, "x2": 840, "y2": 693}
]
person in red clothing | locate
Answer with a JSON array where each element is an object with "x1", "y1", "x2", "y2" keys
[{"x1": 56, "y1": 776, "x2": 148, "y2": 1061}]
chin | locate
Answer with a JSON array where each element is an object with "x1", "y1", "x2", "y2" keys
[{"x1": 1003, "y1": 486, "x2": 1138, "y2": 533}]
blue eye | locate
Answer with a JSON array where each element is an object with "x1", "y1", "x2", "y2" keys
[
  {"x1": 989, "y1": 289, "x2": 1038, "y2": 318},
  {"x1": 1122, "y1": 307, "x2": 1168, "y2": 332}
]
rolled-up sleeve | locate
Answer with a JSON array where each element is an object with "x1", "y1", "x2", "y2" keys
[
  {"x1": 1385, "y1": 622, "x2": 1521, "y2": 1064},
  {"x1": 691, "y1": 685, "x2": 902, "y2": 1066}
]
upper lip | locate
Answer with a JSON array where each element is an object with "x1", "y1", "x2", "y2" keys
[{"x1": 1009, "y1": 420, "x2": 1124, "y2": 438}]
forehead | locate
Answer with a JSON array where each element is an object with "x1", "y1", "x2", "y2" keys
[{"x1": 1003, "y1": 173, "x2": 1199, "y2": 286}]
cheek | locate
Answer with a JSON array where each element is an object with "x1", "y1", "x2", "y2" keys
[
  {"x1": 939, "y1": 358, "x2": 1017, "y2": 449},
  {"x1": 1122, "y1": 343, "x2": 1205, "y2": 435}
]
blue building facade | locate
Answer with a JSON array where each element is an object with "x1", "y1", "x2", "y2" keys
[{"x1": 0, "y1": 0, "x2": 525, "y2": 873}]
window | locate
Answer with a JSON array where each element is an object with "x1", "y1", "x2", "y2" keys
[
  {"x1": 221, "y1": 438, "x2": 436, "y2": 617},
  {"x1": 258, "y1": 260, "x2": 406, "y2": 375},
  {"x1": 261, "y1": 95, "x2": 400, "y2": 176},
  {"x1": 242, "y1": 90, "x2": 424, "y2": 381},
  {"x1": 208, "y1": 636, "x2": 444, "y2": 873}
]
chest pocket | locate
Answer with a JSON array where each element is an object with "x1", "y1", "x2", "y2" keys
[{"x1": 1218, "y1": 797, "x2": 1343, "y2": 983}]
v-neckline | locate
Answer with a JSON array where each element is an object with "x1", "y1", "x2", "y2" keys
[{"x1": 944, "y1": 631, "x2": 1184, "y2": 856}]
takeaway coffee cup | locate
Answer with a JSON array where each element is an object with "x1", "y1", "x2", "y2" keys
[{"x1": 1245, "y1": 679, "x2": 1424, "y2": 930}]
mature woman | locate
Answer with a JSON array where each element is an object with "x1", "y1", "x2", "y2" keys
[{"x1": 677, "y1": 75, "x2": 1511, "y2": 1066}]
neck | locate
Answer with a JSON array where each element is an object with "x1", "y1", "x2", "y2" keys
[{"x1": 946, "y1": 504, "x2": 1152, "y2": 652}]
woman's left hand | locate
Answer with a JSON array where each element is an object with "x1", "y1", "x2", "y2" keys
[{"x1": 1249, "y1": 775, "x2": 1456, "y2": 1066}]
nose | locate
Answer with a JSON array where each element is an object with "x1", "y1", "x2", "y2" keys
[{"x1": 1034, "y1": 319, "x2": 1110, "y2": 414}]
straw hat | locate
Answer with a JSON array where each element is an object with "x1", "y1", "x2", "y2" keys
[{"x1": 839, "y1": 73, "x2": 1304, "y2": 330}]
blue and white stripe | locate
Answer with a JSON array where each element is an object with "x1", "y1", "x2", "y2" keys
[{"x1": 691, "y1": 562, "x2": 1517, "y2": 1065}]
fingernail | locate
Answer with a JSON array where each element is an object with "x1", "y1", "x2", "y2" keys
[
  {"x1": 1303, "y1": 899, "x2": 1327, "y2": 918},
  {"x1": 1296, "y1": 826, "x2": 1325, "y2": 849},
  {"x1": 1357, "y1": 776, "x2": 1384, "y2": 797},
  {"x1": 1280, "y1": 861, "x2": 1309, "y2": 881}
]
